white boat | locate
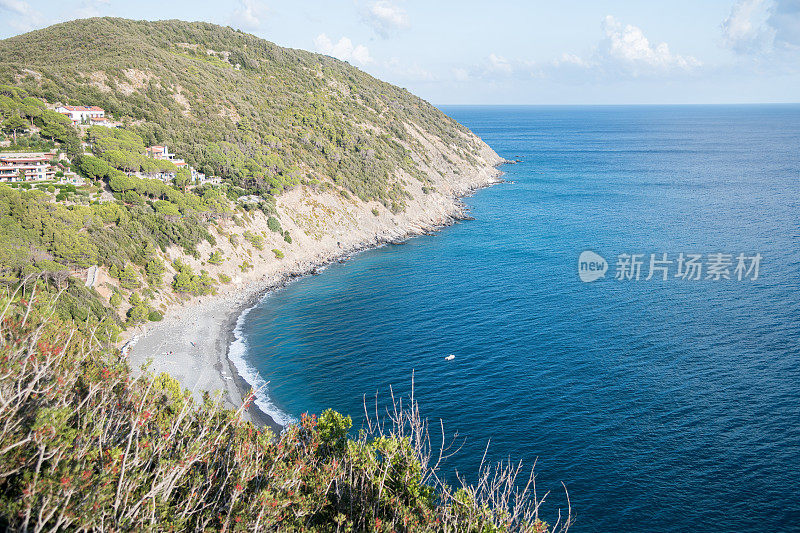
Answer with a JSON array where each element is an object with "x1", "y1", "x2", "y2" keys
[{"x1": 445, "y1": 354, "x2": 455, "y2": 361}]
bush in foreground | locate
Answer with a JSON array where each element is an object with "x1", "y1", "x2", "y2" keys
[{"x1": 0, "y1": 289, "x2": 570, "y2": 531}]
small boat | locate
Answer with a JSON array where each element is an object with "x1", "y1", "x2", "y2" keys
[{"x1": 445, "y1": 354, "x2": 455, "y2": 361}]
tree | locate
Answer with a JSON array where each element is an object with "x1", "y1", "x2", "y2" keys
[
  {"x1": 126, "y1": 293, "x2": 149, "y2": 324},
  {"x1": 2, "y1": 115, "x2": 27, "y2": 143},
  {"x1": 79, "y1": 155, "x2": 112, "y2": 180},
  {"x1": 36, "y1": 110, "x2": 72, "y2": 142},
  {"x1": 174, "y1": 167, "x2": 191, "y2": 193}
]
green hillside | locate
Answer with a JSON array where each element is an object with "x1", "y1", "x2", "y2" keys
[{"x1": 0, "y1": 18, "x2": 480, "y2": 208}]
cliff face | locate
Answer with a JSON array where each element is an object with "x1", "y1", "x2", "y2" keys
[{"x1": 150, "y1": 126, "x2": 502, "y2": 315}]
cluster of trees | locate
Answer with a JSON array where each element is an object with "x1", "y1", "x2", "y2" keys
[
  {"x1": 0, "y1": 85, "x2": 80, "y2": 157},
  {"x1": 172, "y1": 258, "x2": 216, "y2": 296},
  {"x1": 0, "y1": 180, "x2": 222, "y2": 323},
  {"x1": 87, "y1": 126, "x2": 178, "y2": 174},
  {"x1": 0, "y1": 292, "x2": 569, "y2": 532}
]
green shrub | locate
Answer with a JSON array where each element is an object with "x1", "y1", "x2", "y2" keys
[
  {"x1": 172, "y1": 259, "x2": 216, "y2": 296},
  {"x1": 147, "y1": 310, "x2": 163, "y2": 321},
  {"x1": 109, "y1": 291, "x2": 122, "y2": 308},
  {"x1": 272, "y1": 248, "x2": 284, "y2": 259},
  {"x1": 283, "y1": 231, "x2": 292, "y2": 244},
  {"x1": 266, "y1": 216, "x2": 282, "y2": 233},
  {"x1": 243, "y1": 230, "x2": 263, "y2": 250}
]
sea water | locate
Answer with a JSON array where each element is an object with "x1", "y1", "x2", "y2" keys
[{"x1": 234, "y1": 105, "x2": 800, "y2": 531}]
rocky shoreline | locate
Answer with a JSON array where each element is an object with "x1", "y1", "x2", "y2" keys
[{"x1": 128, "y1": 147, "x2": 505, "y2": 432}]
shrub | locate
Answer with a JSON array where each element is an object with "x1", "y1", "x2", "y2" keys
[
  {"x1": 283, "y1": 231, "x2": 292, "y2": 244},
  {"x1": 208, "y1": 250, "x2": 224, "y2": 265},
  {"x1": 172, "y1": 259, "x2": 216, "y2": 296},
  {"x1": 243, "y1": 231, "x2": 263, "y2": 250},
  {"x1": 147, "y1": 310, "x2": 164, "y2": 321},
  {"x1": 272, "y1": 248, "x2": 284, "y2": 259},
  {"x1": 109, "y1": 291, "x2": 122, "y2": 308},
  {"x1": 267, "y1": 216, "x2": 282, "y2": 233},
  {"x1": 118, "y1": 265, "x2": 140, "y2": 290},
  {"x1": 126, "y1": 293, "x2": 149, "y2": 324}
]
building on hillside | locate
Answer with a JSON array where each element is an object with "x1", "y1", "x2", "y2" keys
[
  {"x1": 144, "y1": 145, "x2": 217, "y2": 186},
  {"x1": 145, "y1": 145, "x2": 174, "y2": 161},
  {"x1": 197, "y1": 174, "x2": 221, "y2": 186},
  {"x1": 0, "y1": 151, "x2": 58, "y2": 182},
  {"x1": 55, "y1": 105, "x2": 105, "y2": 126},
  {"x1": 89, "y1": 116, "x2": 116, "y2": 127}
]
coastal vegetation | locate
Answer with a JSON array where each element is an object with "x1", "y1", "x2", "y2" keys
[{"x1": 0, "y1": 288, "x2": 569, "y2": 531}]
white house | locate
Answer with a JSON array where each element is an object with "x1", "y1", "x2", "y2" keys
[{"x1": 55, "y1": 105, "x2": 105, "y2": 125}]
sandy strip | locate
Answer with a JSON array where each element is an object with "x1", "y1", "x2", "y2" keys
[{"x1": 127, "y1": 283, "x2": 283, "y2": 433}]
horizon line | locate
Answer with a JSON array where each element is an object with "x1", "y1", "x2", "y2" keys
[{"x1": 434, "y1": 102, "x2": 800, "y2": 107}]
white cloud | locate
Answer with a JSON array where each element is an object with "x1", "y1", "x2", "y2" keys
[
  {"x1": 452, "y1": 67, "x2": 470, "y2": 82},
  {"x1": 598, "y1": 15, "x2": 701, "y2": 72},
  {"x1": 769, "y1": 0, "x2": 800, "y2": 48},
  {"x1": 487, "y1": 53, "x2": 513, "y2": 74},
  {"x1": 454, "y1": 16, "x2": 701, "y2": 84},
  {"x1": 314, "y1": 33, "x2": 372, "y2": 65},
  {"x1": 722, "y1": 0, "x2": 774, "y2": 53},
  {"x1": 722, "y1": 0, "x2": 800, "y2": 54},
  {"x1": 75, "y1": 0, "x2": 111, "y2": 18},
  {"x1": 0, "y1": 0, "x2": 31, "y2": 15},
  {"x1": 230, "y1": 0, "x2": 268, "y2": 31},
  {"x1": 0, "y1": 0, "x2": 47, "y2": 32},
  {"x1": 553, "y1": 53, "x2": 590, "y2": 68},
  {"x1": 385, "y1": 57, "x2": 433, "y2": 81},
  {"x1": 365, "y1": 0, "x2": 409, "y2": 38}
]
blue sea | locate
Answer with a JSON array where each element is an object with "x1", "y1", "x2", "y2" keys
[{"x1": 232, "y1": 105, "x2": 800, "y2": 531}]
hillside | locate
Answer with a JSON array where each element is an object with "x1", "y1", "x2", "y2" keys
[{"x1": 0, "y1": 18, "x2": 492, "y2": 210}]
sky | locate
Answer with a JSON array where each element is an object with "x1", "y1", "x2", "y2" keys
[{"x1": 1, "y1": 0, "x2": 799, "y2": 105}]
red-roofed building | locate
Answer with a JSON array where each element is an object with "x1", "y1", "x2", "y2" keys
[
  {"x1": 55, "y1": 105, "x2": 105, "y2": 125},
  {"x1": 0, "y1": 151, "x2": 58, "y2": 182},
  {"x1": 89, "y1": 116, "x2": 113, "y2": 127}
]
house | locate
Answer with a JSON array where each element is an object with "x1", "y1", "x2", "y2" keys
[
  {"x1": 144, "y1": 145, "x2": 217, "y2": 187},
  {"x1": 0, "y1": 151, "x2": 58, "y2": 182},
  {"x1": 89, "y1": 116, "x2": 115, "y2": 127},
  {"x1": 55, "y1": 105, "x2": 105, "y2": 126},
  {"x1": 197, "y1": 174, "x2": 221, "y2": 186},
  {"x1": 145, "y1": 145, "x2": 174, "y2": 161}
]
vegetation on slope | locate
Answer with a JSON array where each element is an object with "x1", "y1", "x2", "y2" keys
[
  {"x1": 0, "y1": 18, "x2": 484, "y2": 210},
  {"x1": 0, "y1": 285, "x2": 570, "y2": 532}
]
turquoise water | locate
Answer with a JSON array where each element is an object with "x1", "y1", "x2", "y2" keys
[{"x1": 234, "y1": 106, "x2": 800, "y2": 531}]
